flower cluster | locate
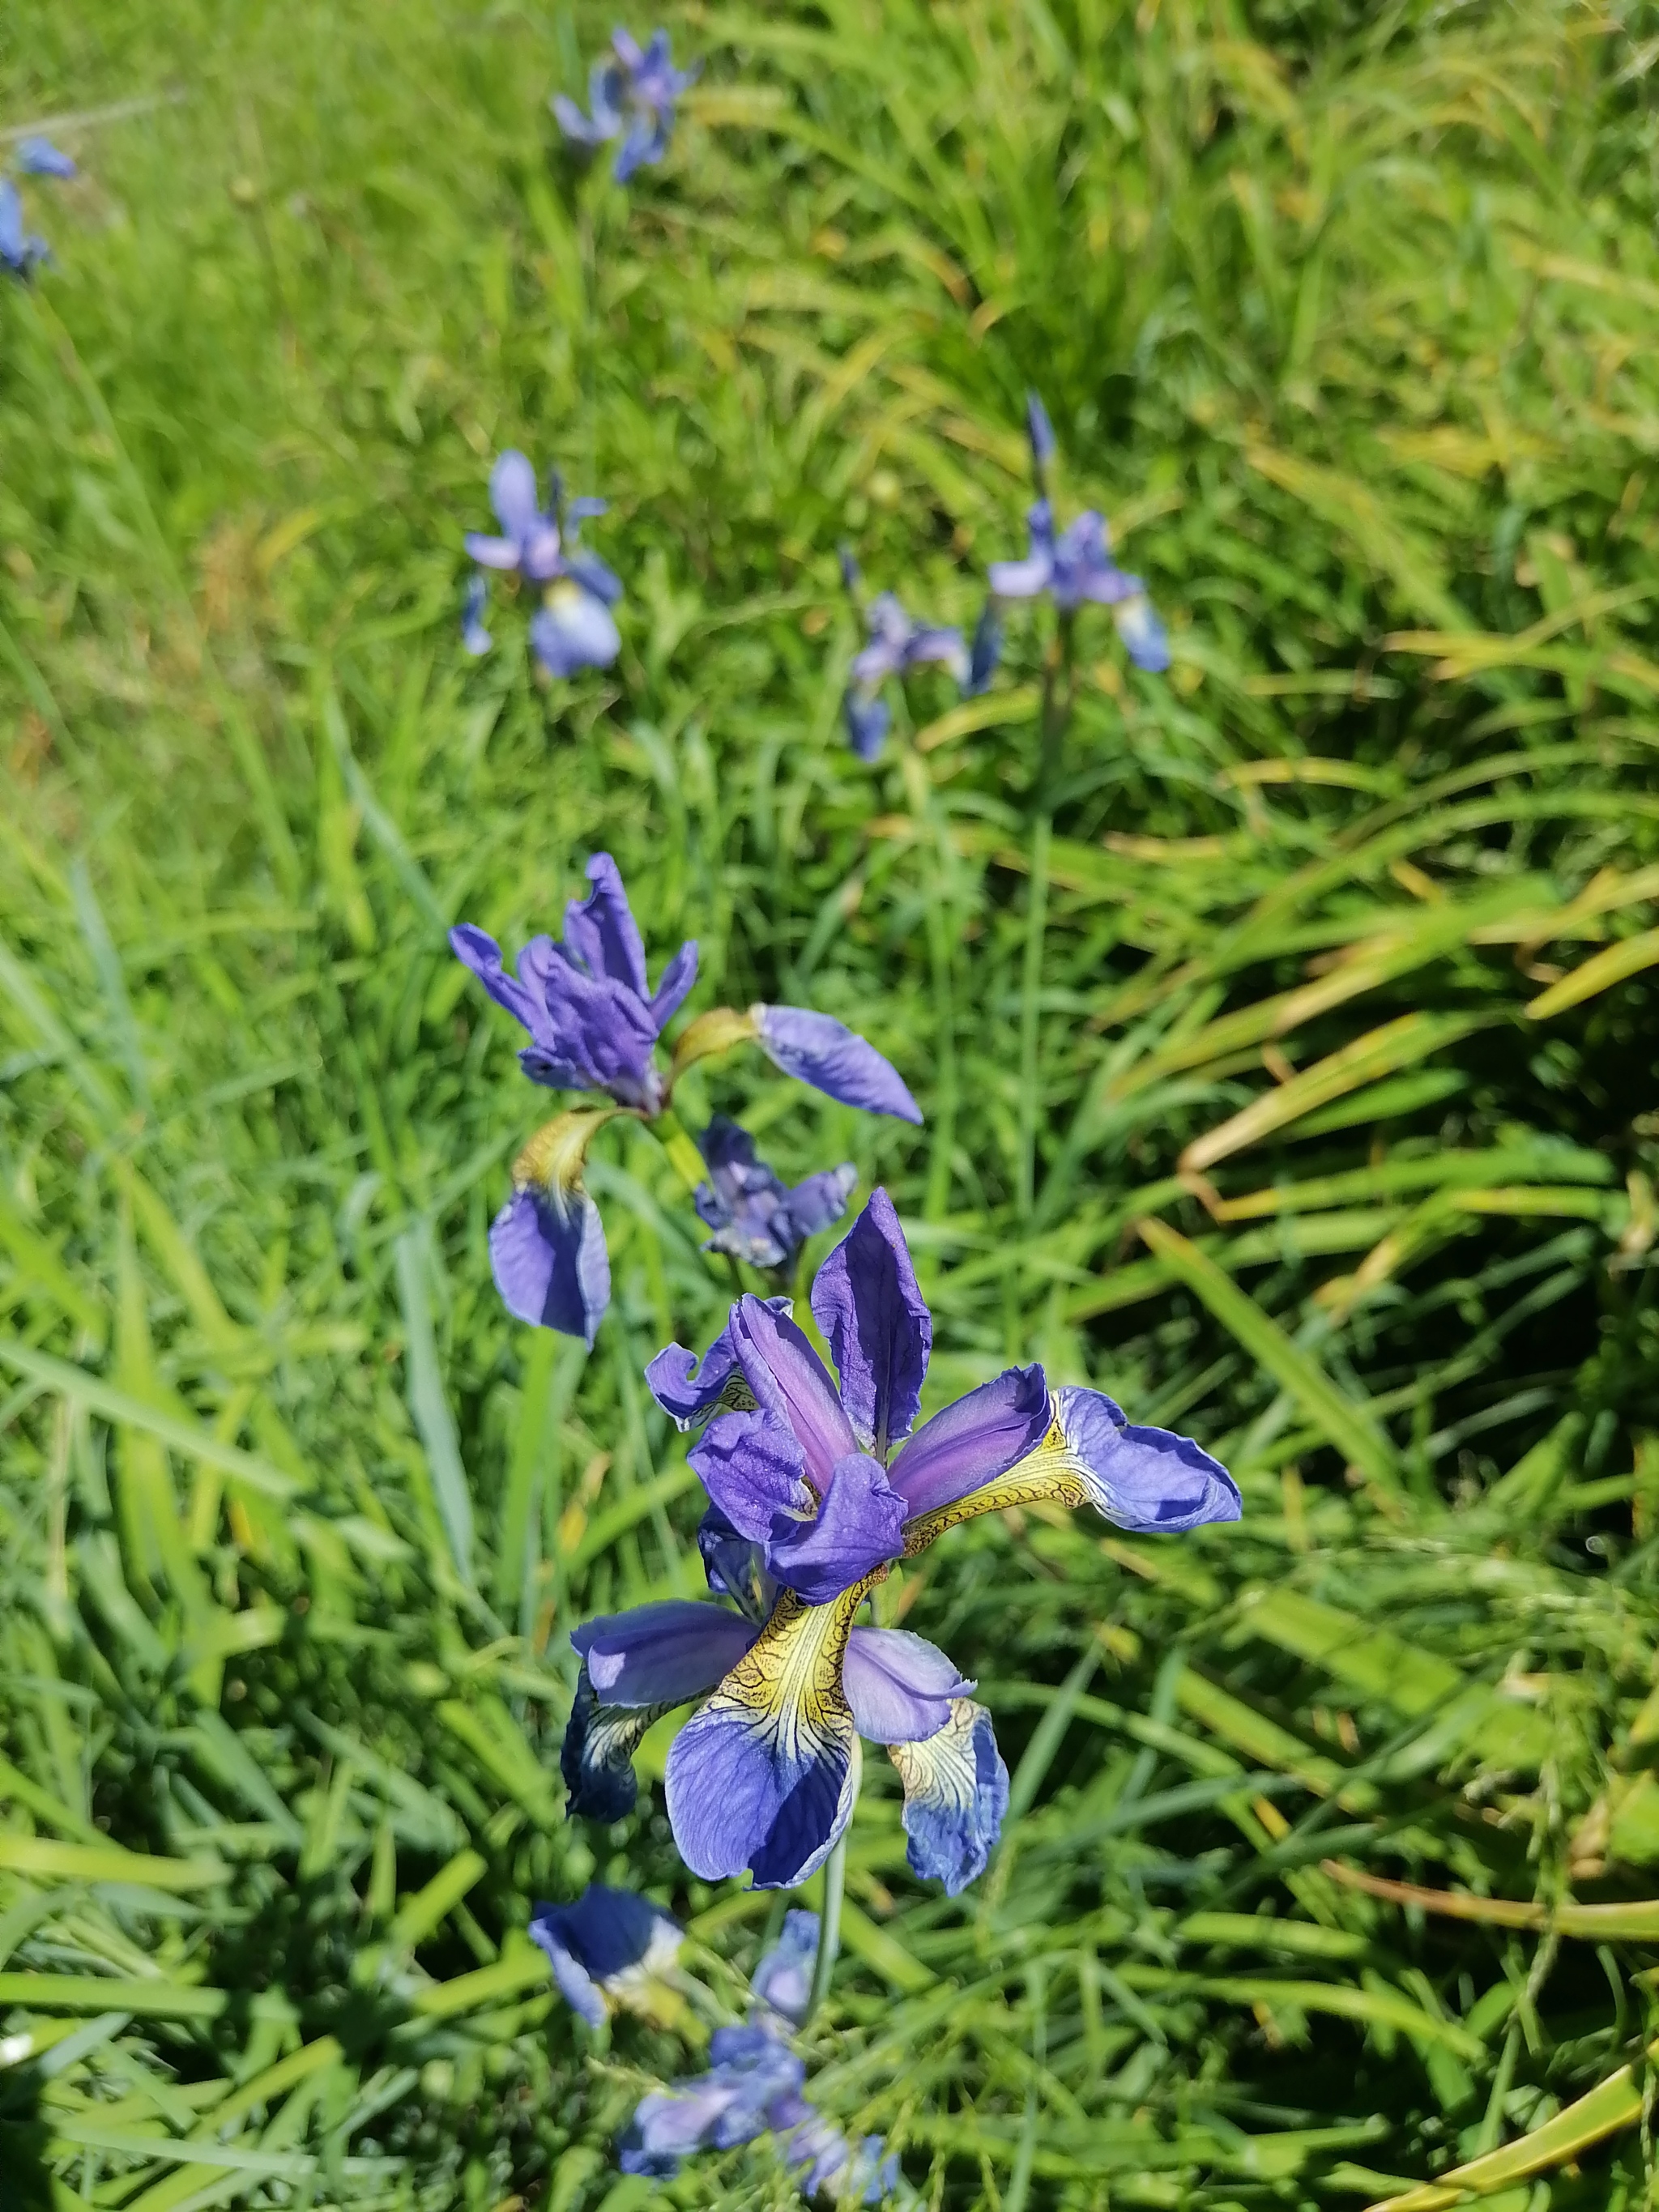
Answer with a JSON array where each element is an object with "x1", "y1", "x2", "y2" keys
[
  {"x1": 451, "y1": 854, "x2": 919, "y2": 1344},
  {"x1": 554, "y1": 27, "x2": 698, "y2": 184},
  {"x1": 838, "y1": 550, "x2": 993, "y2": 762},
  {"x1": 1, "y1": 138, "x2": 75, "y2": 282},
  {"x1": 563, "y1": 1190, "x2": 1239, "y2": 1890},
  {"x1": 531, "y1": 1887, "x2": 905, "y2": 2201},
  {"x1": 462, "y1": 450, "x2": 623, "y2": 681}
]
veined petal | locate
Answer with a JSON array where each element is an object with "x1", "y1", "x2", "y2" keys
[
  {"x1": 572, "y1": 1600, "x2": 759, "y2": 1705},
  {"x1": 729, "y1": 1294, "x2": 858, "y2": 1489},
  {"x1": 812, "y1": 1187, "x2": 931, "y2": 1455},
  {"x1": 562, "y1": 851, "x2": 649, "y2": 998},
  {"x1": 561, "y1": 1669, "x2": 667, "y2": 1820},
  {"x1": 900, "y1": 1383, "x2": 1239, "y2": 1553},
  {"x1": 771, "y1": 1451, "x2": 904, "y2": 1604},
  {"x1": 531, "y1": 959, "x2": 659, "y2": 1102},
  {"x1": 663, "y1": 1582, "x2": 876, "y2": 1888},
  {"x1": 689, "y1": 1406, "x2": 815, "y2": 1545},
  {"x1": 844, "y1": 1626, "x2": 970, "y2": 1745},
  {"x1": 889, "y1": 1363, "x2": 1048, "y2": 1519},
  {"x1": 646, "y1": 1302, "x2": 790, "y2": 1430},
  {"x1": 753, "y1": 1004, "x2": 923, "y2": 1124},
  {"x1": 531, "y1": 1884, "x2": 682, "y2": 2029},
  {"x1": 889, "y1": 1698, "x2": 1009, "y2": 1895}
]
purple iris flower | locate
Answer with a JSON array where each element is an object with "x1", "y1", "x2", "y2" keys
[
  {"x1": 463, "y1": 451, "x2": 622, "y2": 680},
  {"x1": 19, "y1": 139, "x2": 76, "y2": 180},
  {"x1": 986, "y1": 393, "x2": 1172, "y2": 674},
  {"x1": 749, "y1": 1907, "x2": 818, "y2": 2027},
  {"x1": 695, "y1": 1116, "x2": 856, "y2": 1271},
  {"x1": 564, "y1": 1191, "x2": 1239, "y2": 1890},
  {"x1": 0, "y1": 179, "x2": 45, "y2": 279},
  {"x1": 528, "y1": 1883, "x2": 682, "y2": 2028},
  {"x1": 838, "y1": 550, "x2": 981, "y2": 761},
  {"x1": 553, "y1": 28, "x2": 700, "y2": 185}
]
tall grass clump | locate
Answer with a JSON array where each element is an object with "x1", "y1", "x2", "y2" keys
[{"x1": 2, "y1": 1, "x2": 1659, "y2": 2206}]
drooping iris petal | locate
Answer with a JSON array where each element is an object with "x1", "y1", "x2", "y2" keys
[
  {"x1": 689, "y1": 1408, "x2": 814, "y2": 1546},
  {"x1": 772, "y1": 1451, "x2": 905, "y2": 1605},
  {"x1": 563, "y1": 851, "x2": 649, "y2": 997},
  {"x1": 1049, "y1": 1385, "x2": 1240, "y2": 1530},
  {"x1": 728, "y1": 1294, "x2": 859, "y2": 1486},
  {"x1": 843, "y1": 1626, "x2": 971, "y2": 1745},
  {"x1": 753, "y1": 1004, "x2": 923, "y2": 1124},
  {"x1": 1115, "y1": 593, "x2": 1171, "y2": 673},
  {"x1": 888, "y1": 1362, "x2": 1049, "y2": 1519},
  {"x1": 646, "y1": 1302, "x2": 791, "y2": 1430},
  {"x1": 843, "y1": 688, "x2": 891, "y2": 761},
  {"x1": 531, "y1": 585, "x2": 621, "y2": 676},
  {"x1": 19, "y1": 138, "x2": 76, "y2": 179},
  {"x1": 530, "y1": 1883, "x2": 682, "y2": 2030},
  {"x1": 664, "y1": 1584, "x2": 870, "y2": 1888},
  {"x1": 563, "y1": 1600, "x2": 757, "y2": 1820},
  {"x1": 488, "y1": 1183, "x2": 609, "y2": 1345},
  {"x1": 751, "y1": 1908, "x2": 819, "y2": 2027},
  {"x1": 889, "y1": 1697, "x2": 1009, "y2": 1896},
  {"x1": 811, "y1": 1187, "x2": 931, "y2": 1455},
  {"x1": 784, "y1": 1163, "x2": 859, "y2": 1249}
]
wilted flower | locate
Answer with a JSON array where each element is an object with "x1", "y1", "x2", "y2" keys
[
  {"x1": 987, "y1": 393, "x2": 1171, "y2": 674},
  {"x1": 463, "y1": 450, "x2": 623, "y2": 680},
  {"x1": 553, "y1": 28, "x2": 699, "y2": 185},
  {"x1": 838, "y1": 550, "x2": 980, "y2": 761},
  {"x1": 529, "y1": 1883, "x2": 683, "y2": 2028},
  {"x1": 564, "y1": 1191, "x2": 1239, "y2": 1889},
  {"x1": 452, "y1": 855, "x2": 922, "y2": 1343},
  {"x1": 695, "y1": 1117, "x2": 856, "y2": 1271}
]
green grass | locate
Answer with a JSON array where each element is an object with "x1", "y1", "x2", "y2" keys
[{"x1": 3, "y1": 0, "x2": 1659, "y2": 2206}]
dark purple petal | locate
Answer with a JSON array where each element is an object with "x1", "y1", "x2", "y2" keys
[
  {"x1": 490, "y1": 449, "x2": 541, "y2": 539},
  {"x1": 1116, "y1": 595, "x2": 1171, "y2": 672},
  {"x1": 754, "y1": 1004, "x2": 922, "y2": 1124},
  {"x1": 462, "y1": 574, "x2": 493, "y2": 657},
  {"x1": 844, "y1": 1626, "x2": 971, "y2": 1745},
  {"x1": 530, "y1": 587, "x2": 621, "y2": 677},
  {"x1": 729, "y1": 1294, "x2": 858, "y2": 1487},
  {"x1": 889, "y1": 1362, "x2": 1050, "y2": 1519},
  {"x1": 19, "y1": 138, "x2": 76, "y2": 180},
  {"x1": 838, "y1": 545, "x2": 862, "y2": 593},
  {"x1": 1054, "y1": 1386, "x2": 1240, "y2": 1531},
  {"x1": 811, "y1": 1187, "x2": 930, "y2": 1455},
  {"x1": 531, "y1": 1884, "x2": 681, "y2": 2028},
  {"x1": 689, "y1": 1408, "x2": 813, "y2": 1544},
  {"x1": 572, "y1": 1600, "x2": 759, "y2": 1707},
  {"x1": 449, "y1": 923, "x2": 545, "y2": 1035},
  {"x1": 562, "y1": 853, "x2": 648, "y2": 996},
  {"x1": 966, "y1": 600, "x2": 1002, "y2": 693},
  {"x1": 646, "y1": 1307, "x2": 767, "y2": 1429},
  {"x1": 489, "y1": 1186, "x2": 609, "y2": 1344},
  {"x1": 781, "y1": 1163, "x2": 858, "y2": 1247},
  {"x1": 890, "y1": 1698, "x2": 1009, "y2": 1895},
  {"x1": 561, "y1": 1671, "x2": 660, "y2": 1820},
  {"x1": 613, "y1": 113, "x2": 667, "y2": 182},
  {"x1": 770, "y1": 1451, "x2": 904, "y2": 1603},
  {"x1": 697, "y1": 1504, "x2": 775, "y2": 1625},
  {"x1": 751, "y1": 1908, "x2": 819, "y2": 2026},
  {"x1": 533, "y1": 958, "x2": 659, "y2": 1103},
  {"x1": 843, "y1": 690, "x2": 891, "y2": 761},
  {"x1": 649, "y1": 938, "x2": 699, "y2": 1030}
]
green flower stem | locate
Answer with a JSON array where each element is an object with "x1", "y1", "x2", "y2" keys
[
  {"x1": 649, "y1": 1105, "x2": 710, "y2": 1199},
  {"x1": 1034, "y1": 609, "x2": 1077, "y2": 808},
  {"x1": 804, "y1": 1823, "x2": 848, "y2": 2028}
]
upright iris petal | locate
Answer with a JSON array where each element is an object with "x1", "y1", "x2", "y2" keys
[
  {"x1": 839, "y1": 582, "x2": 972, "y2": 761},
  {"x1": 0, "y1": 178, "x2": 47, "y2": 279},
  {"x1": 811, "y1": 1187, "x2": 931, "y2": 1455}
]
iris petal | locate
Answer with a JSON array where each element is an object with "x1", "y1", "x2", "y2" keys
[
  {"x1": 562, "y1": 851, "x2": 650, "y2": 999},
  {"x1": 889, "y1": 1698, "x2": 1009, "y2": 1896},
  {"x1": 531, "y1": 1884, "x2": 682, "y2": 2029},
  {"x1": 888, "y1": 1362, "x2": 1048, "y2": 1519},
  {"x1": 843, "y1": 1626, "x2": 970, "y2": 1745},
  {"x1": 663, "y1": 1583, "x2": 874, "y2": 1888},
  {"x1": 811, "y1": 1188, "x2": 931, "y2": 1456},
  {"x1": 646, "y1": 1302, "x2": 791, "y2": 1430},
  {"x1": 728, "y1": 1294, "x2": 859, "y2": 1488},
  {"x1": 489, "y1": 1184, "x2": 609, "y2": 1345},
  {"x1": 753, "y1": 1004, "x2": 923, "y2": 1124},
  {"x1": 772, "y1": 1451, "x2": 904, "y2": 1604},
  {"x1": 563, "y1": 1601, "x2": 758, "y2": 1820},
  {"x1": 689, "y1": 1407, "x2": 815, "y2": 1545}
]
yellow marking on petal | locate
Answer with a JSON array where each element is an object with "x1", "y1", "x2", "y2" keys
[
  {"x1": 901, "y1": 1406, "x2": 1094, "y2": 1555},
  {"x1": 668, "y1": 1005, "x2": 759, "y2": 1082},
  {"x1": 513, "y1": 1105, "x2": 621, "y2": 1193},
  {"x1": 889, "y1": 1697, "x2": 983, "y2": 1809},
  {"x1": 700, "y1": 1575, "x2": 882, "y2": 1760}
]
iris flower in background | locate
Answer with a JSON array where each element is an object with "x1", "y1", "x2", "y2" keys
[
  {"x1": 451, "y1": 855, "x2": 921, "y2": 1344},
  {"x1": 1, "y1": 139, "x2": 75, "y2": 282},
  {"x1": 838, "y1": 550, "x2": 980, "y2": 761},
  {"x1": 983, "y1": 391, "x2": 1171, "y2": 674},
  {"x1": 463, "y1": 450, "x2": 622, "y2": 680},
  {"x1": 564, "y1": 1191, "x2": 1239, "y2": 1890},
  {"x1": 536, "y1": 1886, "x2": 905, "y2": 2200},
  {"x1": 695, "y1": 1115, "x2": 857, "y2": 1272},
  {"x1": 553, "y1": 27, "x2": 699, "y2": 184}
]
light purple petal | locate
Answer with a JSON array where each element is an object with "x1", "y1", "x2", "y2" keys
[
  {"x1": 729, "y1": 1293, "x2": 859, "y2": 1488},
  {"x1": 843, "y1": 690, "x2": 891, "y2": 761},
  {"x1": 613, "y1": 113, "x2": 667, "y2": 183},
  {"x1": 1053, "y1": 1386, "x2": 1240, "y2": 1532},
  {"x1": 462, "y1": 574, "x2": 492, "y2": 657},
  {"x1": 890, "y1": 1698, "x2": 1009, "y2": 1895},
  {"x1": 770, "y1": 1451, "x2": 904, "y2": 1604},
  {"x1": 552, "y1": 92, "x2": 615, "y2": 145},
  {"x1": 563, "y1": 852, "x2": 649, "y2": 998},
  {"x1": 531, "y1": 589, "x2": 621, "y2": 677},
  {"x1": 811, "y1": 1188, "x2": 931, "y2": 1455},
  {"x1": 1116, "y1": 595, "x2": 1171, "y2": 673},
  {"x1": 19, "y1": 139, "x2": 76, "y2": 180},
  {"x1": 488, "y1": 1185, "x2": 610, "y2": 1345},
  {"x1": 0, "y1": 181, "x2": 25, "y2": 268},
  {"x1": 987, "y1": 553, "x2": 1052, "y2": 599},
  {"x1": 754, "y1": 1005, "x2": 923, "y2": 1124},
  {"x1": 490, "y1": 449, "x2": 542, "y2": 539},
  {"x1": 1026, "y1": 390, "x2": 1056, "y2": 467},
  {"x1": 520, "y1": 522, "x2": 567, "y2": 584},
  {"x1": 751, "y1": 1909, "x2": 819, "y2": 2026},
  {"x1": 781, "y1": 1164, "x2": 858, "y2": 1247},
  {"x1": 649, "y1": 938, "x2": 699, "y2": 1029},
  {"x1": 463, "y1": 532, "x2": 523, "y2": 571},
  {"x1": 572, "y1": 1600, "x2": 758, "y2": 1705},
  {"x1": 901, "y1": 625, "x2": 970, "y2": 683},
  {"x1": 889, "y1": 1363, "x2": 1050, "y2": 1519},
  {"x1": 689, "y1": 1407, "x2": 814, "y2": 1544},
  {"x1": 449, "y1": 923, "x2": 545, "y2": 1034},
  {"x1": 646, "y1": 1300, "x2": 791, "y2": 1429},
  {"x1": 565, "y1": 548, "x2": 624, "y2": 604},
  {"x1": 844, "y1": 1626, "x2": 971, "y2": 1745}
]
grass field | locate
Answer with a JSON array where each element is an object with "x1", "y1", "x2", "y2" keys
[{"x1": 3, "y1": 1, "x2": 1659, "y2": 2206}]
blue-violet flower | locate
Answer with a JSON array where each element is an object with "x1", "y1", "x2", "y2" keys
[
  {"x1": 553, "y1": 28, "x2": 699, "y2": 184},
  {"x1": 838, "y1": 551, "x2": 979, "y2": 761},
  {"x1": 464, "y1": 450, "x2": 623, "y2": 680},
  {"x1": 695, "y1": 1116, "x2": 856, "y2": 1272}
]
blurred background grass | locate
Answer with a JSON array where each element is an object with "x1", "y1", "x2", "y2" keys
[{"x1": 3, "y1": 0, "x2": 1659, "y2": 2206}]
